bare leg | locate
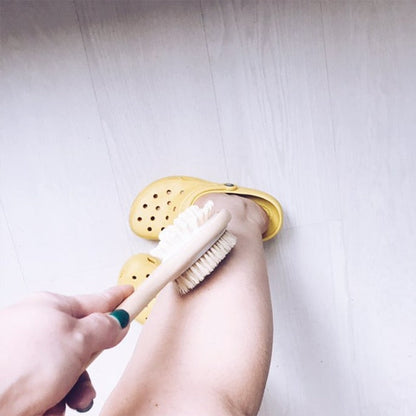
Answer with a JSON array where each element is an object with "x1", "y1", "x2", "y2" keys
[{"x1": 101, "y1": 194, "x2": 273, "y2": 416}]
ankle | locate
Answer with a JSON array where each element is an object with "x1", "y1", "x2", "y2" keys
[{"x1": 195, "y1": 194, "x2": 268, "y2": 239}]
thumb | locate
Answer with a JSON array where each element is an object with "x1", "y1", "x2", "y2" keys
[
  {"x1": 69, "y1": 285, "x2": 134, "y2": 318},
  {"x1": 77, "y1": 310, "x2": 130, "y2": 355}
]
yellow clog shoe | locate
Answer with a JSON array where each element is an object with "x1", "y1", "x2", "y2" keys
[
  {"x1": 129, "y1": 176, "x2": 283, "y2": 242},
  {"x1": 121, "y1": 176, "x2": 283, "y2": 324}
]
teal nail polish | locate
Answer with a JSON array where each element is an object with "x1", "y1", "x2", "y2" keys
[
  {"x1": 109, "y1": 309, "x2": 130, "y2": 329},
  {"x1": 76, "y1": 400, "x2": 94, "y2": 413}
]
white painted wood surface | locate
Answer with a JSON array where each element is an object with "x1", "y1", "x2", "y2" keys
[{"x1": 1, "y1": 1, "x2": 415, "y2": 415}]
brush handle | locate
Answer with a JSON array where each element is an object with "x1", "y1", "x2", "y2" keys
[{"x1": 115, "y1": 209, "x2": 232, "y2": 321}]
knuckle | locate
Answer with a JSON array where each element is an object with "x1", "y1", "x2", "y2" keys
[
  {"x1": 74, "y1": 313, "x2": 119, "y2": 353},
  {"x1": 72, "y1": 327, "x2": 89, "y2": 350},
  {"x1": 84, "y1": 312, "x2": 115, "y2": 337}
]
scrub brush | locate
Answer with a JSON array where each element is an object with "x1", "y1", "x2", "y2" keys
[{"x1": 112, "y1": 201, "x2": 236, "y2": 324}]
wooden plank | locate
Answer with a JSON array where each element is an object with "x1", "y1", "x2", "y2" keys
[
  {"x1": 74, "y1": 0, "x2": 227, "y2": 213},
  {"x1": 201, "y1": 0, "x2": 341, "y2": 228},
  {"x1": 265, "y1": 223, "x2": 358, "y2": 416},
  {"x1": 322, "y1": 1, "x2": 416, "y2": 414},
  {"x1": 0, "y1": 0, "x2": 130, "y2": 294}
]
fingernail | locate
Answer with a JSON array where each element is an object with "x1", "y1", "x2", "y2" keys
[
  {"x1": 109, "y1": 309, "x2": 130, "y2": 329},
  {"x1": 76, "y1": 400, "x2": 94, "y2": 413}
]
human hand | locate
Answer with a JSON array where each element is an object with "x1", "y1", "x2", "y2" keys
[{"x1": 0, "y1": 285, "x2": 134, "y2": 416}]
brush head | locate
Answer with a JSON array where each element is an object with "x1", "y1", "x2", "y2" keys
[{"x1": 150, "y1": 201, "x2": 237, "y2": 294}]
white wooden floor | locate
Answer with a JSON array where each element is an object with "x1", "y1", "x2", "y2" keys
[{"x1": 1, "y1": 1, "x2": 415, "y2": 415}]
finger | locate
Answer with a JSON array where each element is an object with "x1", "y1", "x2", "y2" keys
[
  {"x1": 66, "y1": 371, "x2": 96, "y2": 412},
  {"x1": 43, "y1": 400, "x2": 66, "y2": 416},
  {"x1": 75, "y1": 311, "x2": 129, "y2": 355},
  {"x1": 68, "y1": 285, "x2": 134, "y2": 318},
  {"x1": 21, "y1": 291, "x2": 65, "y2": 307}
]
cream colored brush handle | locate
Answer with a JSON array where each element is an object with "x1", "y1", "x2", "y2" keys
[
  {"x1": 115, "y1": 259, "x2": 180, "y2": 319},
  {"x1": 115, "y1": 209, "x2": 231, "y2": 321}
]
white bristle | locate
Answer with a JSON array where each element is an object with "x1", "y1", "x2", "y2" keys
[
  {"x1": 151, "y1": 201, "x2": 215, "y2": 261},
  {"x1": 176, "y1": 230, "x2": 237, "y2": 294},
  {"x1": 150, "y1": 201, "x2": 237, "y2": 294}
]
